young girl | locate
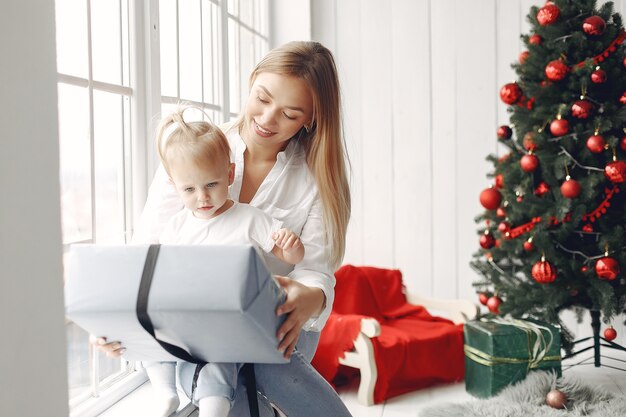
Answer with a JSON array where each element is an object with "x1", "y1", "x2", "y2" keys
[
  {"x1": 96, "y1": 41, "x2": 352, "y2": 417},
  {"x1": 146, "y1": 106, "x2": 305, "y2": 417}
]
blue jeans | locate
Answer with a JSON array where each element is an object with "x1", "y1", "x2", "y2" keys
[{"x1": 178, "y1": 331, "x2": 353, "y2": 417}]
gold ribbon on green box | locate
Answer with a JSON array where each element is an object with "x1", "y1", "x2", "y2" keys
[{"x1": 464, "y1": 317, "x2": 562, "y2": 398}]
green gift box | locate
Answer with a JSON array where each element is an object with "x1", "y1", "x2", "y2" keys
[{"x1": 464, "y1": 318, "x2": 561, "y2": 398}]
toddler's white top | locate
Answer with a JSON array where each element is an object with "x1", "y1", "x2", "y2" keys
[
  {"x1": 160, "y1": 202, "x2": 282, "y2": 255},
  {"x1": 133, "y1": 127, "x2": 334, "y2": 331}
]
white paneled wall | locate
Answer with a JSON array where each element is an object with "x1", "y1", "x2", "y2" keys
[{"x1": 311, "y1": 0, "x2": 626, "y2": 348}]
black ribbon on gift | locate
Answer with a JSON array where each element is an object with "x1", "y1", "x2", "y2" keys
[{"x1": 136, "y1": 244, "x2": 260, "y2": 417}]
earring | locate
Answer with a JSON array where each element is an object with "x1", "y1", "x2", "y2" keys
[{"x1": 304, "y1": 124, "x2": 311, "y2": 133}]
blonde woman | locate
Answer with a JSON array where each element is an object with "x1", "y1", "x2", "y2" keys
[{"x1": 96, "y1": 41, "x2": 352, "y2": 417}]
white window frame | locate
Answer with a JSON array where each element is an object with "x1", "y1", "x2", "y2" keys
[{"x1": 59, "y1": 1, "x2": 271, "y2": 416}]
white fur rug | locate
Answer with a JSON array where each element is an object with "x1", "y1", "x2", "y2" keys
[{"x1": 419, "y1": 371, "x2": 626, "y2": 417}]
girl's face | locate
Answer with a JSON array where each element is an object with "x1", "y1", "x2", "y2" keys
[
  {"x1": 242, "y1": 72, "x2": 314, "y2": 151},
  {"x1": 169, "y1": 157, "x2": 234, "y2": 220}
]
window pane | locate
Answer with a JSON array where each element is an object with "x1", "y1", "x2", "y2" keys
[
  {"x1": 58, "y1": 84, "x2": 92, "y2": 244},
  {"x1": 202, "y1": 0, "x2": 222, "y2": 107},
  {"x1": 228, "y1": 0, "x2": 238, "y2": 16},
  {"x1": 55, "y1": 0, "x2": 88, "y2": 78},
  {"x1": 91, "y1": 0, "x2": 123, "y2": 85},
  {"x1": 239, "y1": 28, "x2": 255, "y2": 110},
  {"x1": 179, "y1": 0, "x2": 203, "y2": 102},
  {"x1": 239, "y1": 0, "x2": 253, "y2": 27},
  {"x1": 228, "y1": 20, "x2": 241, "y2": 113},
  {"x1": 93, "y1": 90, "x2": 126, "y2": 244},
  {"x1": 160, "y1": 0, "x2": 179, "y2": 97},
  {"x1": 66, "y1": 322, "x2": 90, "y2": 399},
  {"x1": 255, "y1": 0, "x2": 269, "y2": 37}
]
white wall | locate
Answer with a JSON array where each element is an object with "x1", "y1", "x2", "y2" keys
[
  {"x1": 0, "y1": 2, "x2": 69, "y2": 416},
  {"x1": 312, "y1": 0, "x2": 626, "y2": 347}
]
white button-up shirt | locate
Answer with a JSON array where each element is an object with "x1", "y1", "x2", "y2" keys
[{"x1": 133, "y1": 127, "x2": 335, "y2": 331}]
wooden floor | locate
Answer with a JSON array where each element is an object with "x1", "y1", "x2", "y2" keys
[{"x1": 101, "y1": 350, "x2": 626, "y2": 417}]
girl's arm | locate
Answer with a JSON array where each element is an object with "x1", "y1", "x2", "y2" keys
[{"x1": 271, "y1": 228, "x2": 305, "y2": 264}]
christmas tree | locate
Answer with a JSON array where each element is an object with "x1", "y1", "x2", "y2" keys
[{"x1": 471, "y1": 0, "x2": 626, "y2": 352}]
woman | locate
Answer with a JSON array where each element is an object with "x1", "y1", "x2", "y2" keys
[{"x1": 96, "y1": 41, "x2": 352, "y2": 417}]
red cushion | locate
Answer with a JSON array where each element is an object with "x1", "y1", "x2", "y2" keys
[{"x1": 312, "y1": 265, "x2": 465, "y2": 403}]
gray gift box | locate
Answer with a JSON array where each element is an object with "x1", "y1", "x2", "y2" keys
[{"x1": 65, "y1": 244, "x2": 288, "y2": 363}]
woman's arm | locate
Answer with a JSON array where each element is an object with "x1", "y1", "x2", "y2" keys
[{"x1": 274, "y1": 196, "x2": 336, "y2": 358}]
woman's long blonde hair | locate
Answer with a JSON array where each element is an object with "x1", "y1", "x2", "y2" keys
[{"x1": 233, "y1": 41, "x2": 351, "y2": 269}]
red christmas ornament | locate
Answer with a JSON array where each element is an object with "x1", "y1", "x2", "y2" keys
[
  {"x1": 604, "y1": 160, "x2": 626, "y2": 183},
  {"x1": 500, "y1": 83, "x2": 523, "y2": 105},
  {"x1": 546, "y1": 389, "x2": 568, "y2": 409},
  {"x1": 571, "y1": 100, "x2": 593, "y2": 119},
  {"x1": 529, "y1": 34, "x2": 542, "y2": 45},
  {"x1": 586, "y1": 134, "x2": 606, "y2": 153},
  {"x1": 523, "y1": 240, "x2": 535, "y2": 252},
  {"x1": 604, "y1": 327, "x2": 617, "y2": 341},
  {"x1": 486, "y1": 296, "x2": 502, "y2": 314},
  {"x1": 582, "y1": 223, "x2": 594, "y2": 233},
  {"x1": 595, "y1": 256, "x2": 620, "y2": 280},
  {"x1": 583, "y1": 16, "x2": 606, "y2": 36},
  {"x1": 623, "y1": 57, "x2": 626, "y2": 68},
  {"x1": 532, "y1": 257, "x2": 557, "y2": 283},
  {"x1": 545, "y1": 60, "x2": 569, "y2": 81},
  {"x1": 495, "y1": 174, "x2": 504, "y2": 189},
  {"x1": 521, "y1": 153, "x2": 539, "y2": 173},
  {"x1": 591, "y1": 68, "x2": 607, "y2": 83},
  {"x1": 550, "y1": 118, "x2": 569, "y2": 136},
  {"x1": 620, "y1": 136, "x2": 626, "y2": 151},
  {"x1": 581, "y1": 265, "x2": 589, "y2": 272},
  {"x1": 534, "y1": 181, "x2": 550, "y2": 196},
  {"x1": 523, "y1": 132, "x2": 537, "y2": 151},
  {"x1": 478, "y1": 292, "x2": 490, "y2": 306},
  {"x1": 537, "y1": 3, "x2": 560, "y2": 26},
  {"x1": 480, "y1": 187, "x2": 502, "y2": 210},
  {"x1": 498, "y1": 221, "x2": 510, "y2": 233},
  {"x1": 517, "y1": 195, "x2": 524, "y2": 202},
  {"x1": 496, "y1": 207, "x2": 506, "y2": 218},
  {"x1": 497, "y1": 125, "x2": 513, "y2": 140},
  {"x1": 620, "y1": 92, "x2": 626, "y2": 104},
  {"x1": 479, "y1": 233, "x2": 495, "y2": 249},
  {"x1": 561, "y1": 178, "x2": 581, "y2": 198},
  {"x1": 519, "y1": 51, "x2": 529, "y2": 64}
]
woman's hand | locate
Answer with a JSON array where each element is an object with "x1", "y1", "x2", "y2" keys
[
  {"x1": 89, "y1": 335, "x2": 126, "y2": 358},
  {"x1": 274, "y1": 275, "x2": 326, "y2": 359}
]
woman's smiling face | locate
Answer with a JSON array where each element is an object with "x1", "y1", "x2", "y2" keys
[{"x1": 242, "y1": 72, "x2": 314, "y2": 151}]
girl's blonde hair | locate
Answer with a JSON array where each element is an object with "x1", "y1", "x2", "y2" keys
[
  {"x1": 232, "y1": 41, "x2": 351, "y2": 269},
  {"x1": 156, "y1": 106, "x2": 231, "y2": 176}
]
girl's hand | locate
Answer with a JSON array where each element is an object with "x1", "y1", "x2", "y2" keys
[
  {"x1": 272, "y1": 229, "x2": 305, "y2": 264},
  {"x1": 273, "y1": 228, "x2": 302, "y2": 252},
  {"x1": 89, "y1": 335, "x2": 126, "y2": 358},
  {"x1": 274, "y1": 275, "x2": 325, "y2": 359}
]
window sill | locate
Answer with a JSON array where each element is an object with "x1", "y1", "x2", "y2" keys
[
  {"x1": 95, "y1": 377, "x2": 196, "y2": 417},
  {"x1": 71, "y1": 370, "x2": 150, "y2": 417}
]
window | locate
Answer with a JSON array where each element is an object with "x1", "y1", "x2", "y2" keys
[
  {"x1": 55, "y1": 0, "x2": 136, "y2": 410},
  {"x1": 55, "y1": 0, "x2": 269, "y2": 414},
  {"x1": 159, "y1": 0, "x2": 269, "y2": 122}
]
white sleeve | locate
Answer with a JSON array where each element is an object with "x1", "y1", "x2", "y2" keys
[
  {"x1": 288, "y1": 195, "x2": 335, "y2": 332},
  {"x1": 248, "y1": 209, "x2": 283, "y2": 253},
  {"x1": 132, "y1": 164, "x2": 184, "y2": 244}
]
